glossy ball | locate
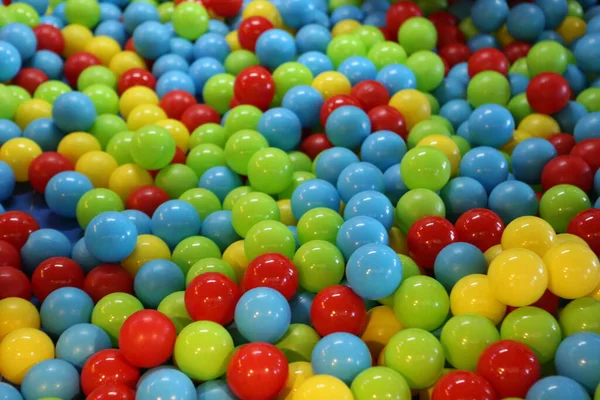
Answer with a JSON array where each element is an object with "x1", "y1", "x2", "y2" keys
[
  {"x1": 80, "y1": 349, "x2": 139, "y2": 396},
  {"x1": 310, "y1": 284, "x2": 367, "y2": 337},
  {"x1": 432, "y1": 370, "x2": 497, "y2": 400},
  {"x1": 311, "y1": 332, "x2": 371, "y2": 384},
  {"x1": 234, "y1": 287, "x2": 291, "y2": 343}
]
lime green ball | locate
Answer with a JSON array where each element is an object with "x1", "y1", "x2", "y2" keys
[
  {"x1": 431, "y1": 115, "x2": 454, "y2": 134},
  {"x1": 186, "y1": 143, "x2": 225, "y2": 178},
  {"x1": 7, "y1": 3, "x2": 39, "y2": 27},
  {"x1": 407, "y1": 119, "x2": 452, "y2": 148},
  {"x1": 89, "y1": 114, "x2": 128, "y2": 149},
  {"x1": 398, "y1": 17, "x2": 437, "y2": 54},
  {"x1": 416, "y1": 0, "x2": 447, "y2": 15},
  {"x1": 509, "y1": 57, "x2": 531, "y2": 78},
  {"x1": 275, "y1": 323, "x2": 320, "y2": 363},
  {"x1": 224, "y1": 105, "x2": 263, "y2": 139},
  {"x1": 329, "y1": 0, "x2": 361, "y2": 9},
  {"x1": 179, "y1": 188, "x2": 222, "y2": 220},
  {"x1": 401, "y1": 147, "x2": 451, "y2": 191},
  {"x1": 0, "y1": 6, "x2": 15, "y2": 28},
  {"x1": 8, "y1": 85, "x2": 30, "y2": 104},
  {"x1": 91, "y1": 293, "x2": 144, "y2": 346},
  {"x1": 186, "y1": 258, "x2": 237, "y2": 285},
  {"x1": 157, "y1": 291, "x2": 192, "y2": 333},
  {"x1": 352, "y1": 25, "x2": 385, "y2": 50},
  {"x1": 296, "y1": 207, "x2": 344, "y2": 245},
  {"x1": 223, "y1": 186, "x2": 253, "y2": 211},
  {"x1": 65, "y1": 0, "x2": 100, "y2": 28},
  {"x1": 351, "y1": 367, "x2": 411, "y2": 400},
  {"x1": 245, "y1": 220, "x2": 295, "y2": 260},
  {"x1": 0, "y1": 84, "x2": 18, "y2": 120},
  {"x1": 539, "y1": 184, "x2": 591, "y2": 233},
  {"x1": 451, "y1": 135, "x2": 471, "y2": 157},
  {"x1": 203, "y1": 73, "x2": 234, "y2": 115},
  {"x1": 458, "y1": 16, "x2": 478, "y2": 39},
  {"x1": 577, "y1": 88, "x2": 600, "y2": 112},
  {"x1": 405, "y1": 51, "x2": 444, "y2": 92},
  {"x1": 396, "y1": 189, "x2": 445, "y2": 233},
  {"x1": 288, "y1": 151, "x2": 312, "y2": 173},
  {"x1": 327, "y1": 34, "x2": 367, "y2": 68},
  {"x1": 130, "y1": 125, "x2": 176, "y2": 170},
  {"x1": 467, "y1": 71, "x2": 511, "y2": 108},
  {"x1": 247, "y1": 147, "x2": 294, "y2": 195},
  {"x1": 367, "y1": 41, "x2": 408, "y2": 70},
  {"x1": 83, "y1": 84, "x2": 119, "y2": 115},
  {"x1": 34, "y1": 81, "x2": 71, "y2": 104},
  {"x1": 157, "y1": 1, "x2": 174, "y2": 23},
  {"x1": 393, "y1": 276, "x2": 449, "y2": 331},
  {"x1": 76, "y1": 188, "x2": 124, "y2": 228},
  {"x1": 172, "y1": 2, "x2": 208, "y2": 40},
  {"x1": 224, "y1": 50, "x2": 259, "y2": 76},
  {"x1": 567, "y1": 0, "x2": 584, "y2": 17},
  {"x1": 106, "y1": 131, "x2": 135, "y2": 165},
  {"x1": 49, "y1": 0, "x2": 64, "y2": 8},
  {"x1": 559, "y1": 297, "x2": 600, "y2": 337},
  {"x1": 424, "y1": 92, "x2": 440, "y2": 115},
  {"x1": 155, "y1": 164, "x2": 198, "y2": 199},
  {"x1": 293, "y1": 240, "x2": 345, "y2": 293},
  {"x1": 507, "y1": 93, "x2": 533, "y2": 124},
  {"x1": 231, "y1": 192, "x2": 279, "y2": 237},
  {"x1": 172, "y1": 236, "x2": 221, "y2": 276},
  {"x1": 527, "y1": 41, "x2": 569, "y2": 75},
  {"x1": 190, "y1": 123, "x2": 226, "y2": 149},
  {"x1": 78, "y1": 66, "x2": 116, "y2": 91},
  {"x1": 224, "y1": 129, "x2": 268, "y2": 175},
  {"x1": 278, "y1": 171, "x2": 315, "y2": 199},
  {"x1": 272, "y1": 62, "x2": 314, "y2": 100}
]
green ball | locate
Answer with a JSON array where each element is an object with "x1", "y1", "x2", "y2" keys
[
  {"x1": 501, "y1": 306, "x2": 562, "y2": 364},
  {"x1": 224, "y1": 129, "x2": 268, "y2": 175},
  {"x1": 327, "y1": 34, "x2": 367, "y2": 68},
  {"x1": 458, "y1": 16, "x2": 478, "y2": 39},
  {"x1": 467, "y1": 71, "x2": 511, "y2": 108},
  {"x1": 405, "y1": 51, "x2": 445, "y2": 92},
  {"x1": 367, "y1": 41, "x2": 407, "y2": 70},
  {"x1": 244, "y1": 220, "x2": 295, "y2": 260},
  {"x1": 431, "y1": 115, "x2": 455, "y2": 134},
  {"x1": 223, "y1": 186, "x2": 253, "y2": 211},
  {"x1": 172, "y1": 2, "x2": 208, "y2": 40},
  {"x1": 34, "y1": 81, "x2": 71, "y2": 104},
  {"x1": 353, "y1": 25, "x2": 385, "y2": 50},
  {"x1": 91, "y1": 293, "x2": 144, "y2": 346},
  {"x1": 224, "y1": 50, "x2": 259, "y2": 76},
  {"x1": 272, "y1": 62, "x2": 314, "y2": 100},
  {"x1": 329, "y1": 0, "x2": 361, "y2": 9},
  {"x1": 577, "y1": 88, "x2": 600, "y2": 112},
  {"x1": 64, "y1": 0, "x2": 100, "y2": 28},
  {"x1": 559, "y1": 297, "x2": 600, "y2": 336},
  {"x1": 509, "y1": 58, "x2": 531, "y2": 78},
  {"x1": 76, "y1": 188, "x2": 124, "y2": 229},
  {"x1": 424, "y1": 92, "x2": 440, "y2": 115},
  {"x1": 379, "y1": 254, "x2": 422, "y2": 306},
  {"x1": 296, "y1": 207, "x2": 344, "y2": 245},
  {"x1": 539, "y1": 184, "x2": 590, "y2": 233},
  {"x1": 398, "y1": 17, "x2": 437, "y2": 54},
  {"x1": 8, "y1": 85, "x2": 30, "y2": 104},
  {"x1": 171, "y1": 236, "x2": 221, "y2": 276},
  {"x1": 293, "y1": 240, "x2": 345, "y2": 293},
  {"x1": 396, "y1": 189, "x2": 446, "y2": 233},
  {"x1": 179, "y1": 188, "x2": 222, "y2": 220},
  {"x1": 89, "y1": 114, "x2": 127, "y2": 149},
  {"x1": 567, "y1": 0, "x2": 584, "y2": 17},
  {"x1": 288, "y1": 151, "x2": 312, "y2": 173},
  {"x1": 440, "y1": 314, "x2": 500, "y2": 371},
  {"x1": 0, "y1": 6, "x2": 15, "y2": 28},
  {"x1": 393, "y1": 276, "x2": 449, "y2": 331},
  {"x1": 351, "y1": 367, "x2": 411, "y2": 400},
  {"x1": 278, "y1": 171, "x2": 316, "y2": 200},
  {"x1": 157, "y1": 291, "x2": 192, "y2": 334},
  {"x1": 186, "y1": 143, "x2": 225, "y2": 178},
  {"x1": 507, "y1": 93, "x2": 533, "y2": 124},
  {"x1": 224, "y1": 105, "x2": 263, "y2": 139},
  {"x1": 7, "y1": 3, "x2": 39, "y2": 27},
  {"x1": 190, "y1": 123, "x2": 226, "y2": 149},
  {"x1": 186, "y1": 258, "x2": 237, "y2": 285},
  {"x1": 155, "y1": 164, "x2": 198, "y2": 199},
  {"x1": 130, "y1": 125, "x2": 176, "y2": 170},
  {"x1": 407, "y1": 119, "x2": 452, "y2": 148},
  {"x1": 203, "y1": 73, "x2": 234, "y2": 115},
  {"x1": 157, "y1": 1, "x2": 174, "y2": 23},
  {"x1": 451, "y1": 135, "x2": 471, "y2": 157},
  {"x1": 527, "y1": 41, "x2": 569, "y2": 75},
  {"x1": 106, "y1": 131, "x2": 135, "y2": 165},
  {"x1": 0, "y1": 84, "x2": 18, "y2": 120},
  {"x1": 231, "y1": 192, "x2": 279, "y2": 237},
  {"x1": 275, "y1": 323, "x2": 320, "y2": 363},
  {"x1": 83, "y1": 84, "x2": 119, "y2": 115},
  {"x1": 247, "y1": 147, "x2": 294, "y2": 195},
  {"x1": 78, "y1": 66, "x2": 116, "y2": 91},
  {"x1": 401, "y1": 147, "x2": 451, "y2": 191}
]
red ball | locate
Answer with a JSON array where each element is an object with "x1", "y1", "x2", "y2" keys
[
  {"x1": 171, "y1": 147, "x2": 186, "y2": 164},
  {"x1": 243, "y1": 253, "x2": 298, "y2": 300},
  {"x1": 159, "y1": 90, "x2": 197, "y2": 120},
  {"x1": 368, "y1": 105, "x2": 408, "y2": 140},
  {"x1": 0, "y1": 211, "x2": 40, "y2": 250},
  {"x1": 570, "y1": 138, "x2": 600, "y2": 171},
  {"x1": 310, "y1": 284, "x2": 367, "y2": 336},
  {"x1": 87, "y1": 384, "x2": 136, "y2": 400},
  {"x1": 428, "y1": 11, "x2": 457, "y2": 27},
  {"x1": 63, "y1": 52, "x2": 102, "y2": 87},
  {"x1": 541, "y1": 155, "x2": 593, "y2": 192},
  {"x1": 31, "y1": 257, "x2": 84, "y2": 301},
  {"x1": 83, "y1": 264, "x2": 134, "y2": 303},
  {"x1": 0, "y1": 239, "x2": 21, "y2": 269},
  {"x1": 548, "y1": 133, "x2": 576, "y2": 156},
  {"x1": 117, "y1": 68, "x2": 156, "y2": 95},
  {"x1": 184, "y1": 272, "x2": 240, "y2": 325},
  {"x1": 436, "y1": 25, "x2": 466, "y2": 48},
  {"x1": 204, "y1": 0, "x2": 242, "y2": 17},
  {"x1": 439, "y1": 43, "x2": 471, "y2": 67},
  {"x1": 33, "y1": 24, "x2": 65, "y2": 54},
  {"x1": 124, "y1": 38, "x2": 135, "y2": 52},
  {"x1": 526, "y1": 72, "x2": 571, "y2": 115},
  {"x1": 0, "y1": 266, "x2": 31, "y2": 300},
  {"x1": 350, "y1": 80, "x2": 390, "y2": 112},
  {"x1": 180, "y1": 104, "x2": 220, "y2": 132},
  {"x1": 320, "y1": 94, "x2": 362, "y2": 127},
  {"x1": 234, "y1": 66, "x2": 275, "y2": 111},
  {"x1": 81, "y1": 349, "x2": 140, "y2": 396},
  {"x1": 386, "y1": 1, "x2": 422, "y2": 37},
  {"x1": 407, "y1": 216, "x2": 458, "y2": 268},
  {"x1": 503, "y1": 41, "x2": 531, "y2": 64},
  {"x1": 468, "y1": 48, "x2": 509, "y2": 77},
  {"x1": 299, "y1": 133, "x2": 333, "y2": 160},
  {"x1": 126, "y1": 185, "x2": 171, "y2": 217},
  {"x1": 432, "y1": 370, "x2": 498, "y2": 400},
  {"x1": 12, "y1": 68, "x2": 48, "y2": 95},
  {"x1": 567, "y1": 209, "x2": 600, "y2": 256},
  {"x1": 455, "y1": 208, "x2": 504, "y2": 252},
  {"x1": 118, "y1": 310, "x2": 177, "y2": 368},
  {"x1": 476, "y1": 340, "x2": 541, "y2": 398},
  {"x1": 507, "y1": 289, "x2": 559, "y2": 315},
  {"x1": 226, "y1": 343, "x2": 288, "y2": 400},
  {"x1": 238, "y1": 17, "x2": 274, "y2": 52},
  {"x1": 28, "y1": 152, "x2": 74, "y2": 193}
]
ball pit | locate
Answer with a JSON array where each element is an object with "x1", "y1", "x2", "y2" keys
[{"x1": 1, "y1": 0, "x2": 600, "y2": 399}]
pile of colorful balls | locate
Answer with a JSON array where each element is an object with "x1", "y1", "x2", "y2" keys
[{"x1": 1, "y1": 0, "x2": 600, "y2": 398}]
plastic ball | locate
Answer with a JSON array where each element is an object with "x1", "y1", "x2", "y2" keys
[
  {"x1": 20, "y1": 229, "x2": 72, "y2": 275},
  {"x1": 450, "y1": 274, "x2": 507, "y2": 325},
  {"x1": 75, "y1": 152, "x2": 119, "y2": 189},
  {"x1": 83, "y1": 264, "x2": 133, "y2": 303},
  {"x1": 52, "y1": 91, "x2": 97, "y2": 133},
  {"x1": 80, "y1": 349, "x2": 139, "y2": 396},
  {"x1": 310, "y1": 284, "x2": 366, "y2": 336},
  {"x1": 401, "y1": 147, "x2": 451, "y2": 191},
  {"x1": 543, "y1": 242, "x2": 600, "y2": 299},
  {"x1": 0, "y1": 267, "x2": 30, "y2": 300},
  {"x1": 243, "y1": 253, "x2": 298, "y2": 300},
  {"x1": 234, "y1": 286, "x2": 291, "y2": 343},
  {"x1": 527, "y1": 40, "x2": 569, "y2": 75},
  {"x1": 0, "y1": 40, "x2": 21, "y2": 81},
  {"x1": 0, "y1": 297, "x2": 39, "y2": 343},
  {"x1": 184, "y1": 272, "x2": 239, "y2": 325},
  {"x1": 488, "y1": 181, "x2": 538, "y2": 224},
  {"x1": 434, "y1": 242, "x2": 487, "y2": 291},
  {"x1": 468, "y1": 104, "x2": 514, "y2": 148},
  {"x1": 293, "y1": 240, "x2": 344, "y2": 293},
  {"x1": 311, "y1": 332, "x2": 371, "y2": 385},
  {"x1": 257, "y1": 107, "x2": 302, "y2": 151},
  {"x1": 0, "y1": 328, "x2": 54, "y2": 385},
  {"x1": 502, "y1": 216, "x2": 556, "y2": 257},
  {"x1": 0, "y1": 211, "x2": 40, "y2": 250},
  {"x1": 247, "y1": 147, "x2": 293, "y2": 195},
  {"x1": 31, "y1": 257, "x2": 84, "y2": 302},
  {"x1": 525, "y1": 376, "x2": 591, "y2": 400},
  {"x1": 255, "y1": 29, "x2": 296, "y2": 69},
  {"x1": 432, "y1": 370, "x2": 497, "y2": 400},
  {"x1": 0, "y1": 137, "x2": 42, "y2": 182},
  {"x1": 325, "y1": 105, "x2": 370, "y2": 149}
]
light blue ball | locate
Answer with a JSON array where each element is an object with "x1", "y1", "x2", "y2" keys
[
  {"x1": 40, "y1": 15, "x2": 64, "y2": 28},
  {"x1": 56, "y1": 323, "x2": 112, "y2": 369},
  {"x1": 0, "y1": 382, "x2": 23, "y2": 400},
  {"x1": 314, "y1": 147, "x2": 360, "y2": 185},
  {"x1": 170, "y1": 38, "x2": 194, "y2": 63},
  {"x1": 40, "y1": 287, "x2": 94, "y2": 337},
  {"x1": 291, "y1": 179, "x2": 341, "y2": 220},
  {"x1": 0, "y1": 160, "x2": 15, "y2": 202},
  {"x1": 360, "y1": 130, "x2": 406, "y2": 172},
  {"x1": 433, "y1": 77, "x2": 466, "y2": 105},
  {"x1": 343, "y1": 190, "x2": 394, "y2": 230},
  {"x1": 326, "y1": 106, "x2": 371, "y2": 150},
  {"x1": 288, "y1": 225, "x2": 299, "y2": 250},
  {"x1": 151, "y1": 54, "x2": 189, "y2": 79},
  {"x1": 331, "y1": 5, "x2": 364, "y2": 24},
  {"x1": 297, "y1": 51, "x2": 334, "y2": 77},
  {"x1": 509, "y1": 73, "x2": 529, "y2": 96},
  {"x1": 468, "y1": 34, "x2": 500, "y2": 52},
  {"x1": 376, "y1": 64, "x2": 417, "y2": 96},
  {"x1": 255, "y1": 29, "x2": 296, "y2": 70},
  {"x1": 471, "y1": 0, "x2": 509, "y2": 33},
  {"x1": 338, "y1": 56, "x2": 377, "y2": 86},
  {"x1": 488, "y1": 180, "x2": 538, "y2": 224},
  {"x1": 311, "y1": 332, "x2": 371, "y2": 384},
  {"x1": 151, "y1": 200, "x2": 201, "y2": 249},
  {"x1": 0, "y1": 40, "x2": 22, "y2": 82},
  {"x1": 336, "y1": 162, "x2": 385, "y2": 203},
  {"x1": 434, "y1": 242, "x2": 487, "y2": 291},
  {"x1": 21, "y1": 359, "x2": 80, "y2": 400},
  {"x1": 99, "y1": 2, "x2": 122, "y2": 21},
  {"x1": 526, "y1": 376, "x2": 591, "y2": 400},
  {"x1": 188, "y1": 57, "x2": 225, "y2": 95},
  {"x1": 554, "y1": 332, "x2": 600, "y2": 393},
  {"x1": 447, "y1": 62, "x2": 469, "y2": 85},
  {"x1": 383, "y1": 163, "x2": 409, "y2": 205},
  {"x1": 507, "y1": 4, "x2": 546, "y2": 41},
  {"x1": 346, "y1": 243, "x2": 402, "y2": 300},
  {"x1": 460, "y1": 146, "x2": 509, "y2": 194},
  {"x1": 234, "y1": 287, "x2": 291, "y2": 343},
  {"x1": 468, "y1": 104, "x2": 515, "y2": 148},
  {"x1": 363, "y1": 11, "x2": 386, "y2": 26},
  {"x1": 84, "y1": 211, "x2": 138, "y2": 263},
  {"x1": 44, "y1": 171, "x2": 93, "y2": 218},
  {"x1": 289, "y1": 291, "x2": 314, "y2": 326},
  {"x1": 156, "y1": 70, "x2": 196, "y2": 98},
  {"x1": 196, "y1": 380, "x2": 237, "y2": 400},
  {"x1": 574, "y1": 112, "x2": 600, "y2": 142},
  {"x1": 537, "y1": 30, "x2": 565, "y2": 44},
  {"x1": 208, "y1": 20, "x2": 229, "y2": 36},
  {"x1": 95, "y1": 21, "x2": 126, "y2": 47},
  {"x1": 27, "y1": 50, "x2": 63, "y2": 80},
  {"x1": 123, "y1": 2, "x2": 160, "y2": 34},
  {"x1": 0, "y1": 23, "x2": 37, "y2": 61},
  {"x1": 0, "y1": 119, "x2": 21, "y2": 145},
  {"x1": 588, "y1": 15, "x2": 600, "y2": 33},
  {"x1": 336, "y1": 216, "x2": 389, "y2": 260},
  {"x1": 200, "y1": 210, "x2": 240, "y2": 252},
  {"x1": 192, "y1": 33, "x2": 230, "y2": 63},
  {"x1": 137, "y1": 366, "x2": 196, "y2": 400},
  {"x1": 52, "y1": 91, "x2": 97, "y2": 133},
  {"x1": 282, "y1": 85, "x2": 324, "y2": 128},
  {"x1": 23, "y1": 118, "x2": 63, "y2": 151},
  {"x1": 257, "y1": 108, "x2": 302, "y2": 151},
  {"x1": 554, "y1": 101, "x2": 588, "y2": 134},
  {"x1": 199, "y1": 166, "x2": 242, "y2": 203},
  {"x1": 280, "y1": 0, "x2": 316, "y2": 29},
  {"x1": 20, "y1": 229, "x2": 72, "y2": 274},
  {"x1": 440, "y1": 177, "x2": 488, "y2": 222},
  {"x1": 134, "y1": 259, "x2": 185, "y2": 308},
  {"x1": 535, "y1": 0, "x2": 568, "y2": 29},
  {"x1": 121, "y1": 209, "x2": 152, "y2": 235},
  {"x1": 563, "y1": 65, "x2": 587, "y2": 96},
  {"x1": 574, "y1": 34, "x2": 600, "y2": 74},
  {"x1": 71, "y1": 238, "x2": 102, "y2": 274},
  {"x1": 512, "y1": 138, "x2": 557, "y2": 184},
  {"x1": 594, "y1": 169, "x2": 600, "y2": 196},
  {"x1": 295, "y1": 24, "x2": 331, "y2": 54}
]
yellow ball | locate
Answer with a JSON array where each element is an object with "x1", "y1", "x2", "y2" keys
[
  {"x1": 494, "y1": 24, "x2": 514, "y2": 47},
  {"x1": 501, "y1": 129, "x2": 532, "y2": 154},
  {"x1": 388, "y1": 227, "x2": 409, "y2": 255},
  {"x1": 14, "y1": 99, "x2": 52, "y2": 130},
  {"x1": 109, "y1": 51, "x2": 146, "y2": 78},
  {"x1": 121, "y1": 234, "x2": 172, "y2": 276},
  {"x1": 277, "y1": 362, "x2": 314, "y2": 400},
  {"x1": 417, "y1": 134, "x2": 461, "y2": 176},
  {"x1": 58, "y1": 132, "x2": 102, "y2": 165},
  {"x1": 488, "y1": 248, "x2": 549, "y2": 307},
  {"x1": 127, "y1": 104, "x2": 167, "y2": 131},
  {"x1": 277, "y1": 199, "x2": 297, "y2": 226},
  {"x1": 389, "y1": 89, "x2": 431, "y2": 130},
  {"x1": 155, "y1": 119, "x2": 190, "y2": 153},
  {"x1": 75, "y1": 151, "x2": 119, "y2": 188},
  {"x1": 555, "y1": 233, "x2": 589, "y2": 247},
  {"x1": 119, "y1": 86, "x2": 159, "y2": 119},
  {"x1": 502, "y1": 216, "x2": 556, "y2": 257},
  {"x1": 312, "y1": 71, "x2": 352, "y2": 100},
  {"x1": 108, "y1": 163, "x2": 154, "y2": 202},
  {"x1": 518, "y1": 114, "x2": 560, "y2": 140},
  {"x1": 0, "y1": 328, "x2": 54, "y2": 384},
  {"x1": 332, "y1": 20, "x2": 361, "y2": 37},
  {"x1": 450, "y1": 274, "x2": 506, "y2": 325},
  {"x1": 242, "y1": 0, "x2": 282, "y2": 27},
  {"x1": 0, "y1": 298, "x2": 40, "y2": 342},
  {"x1": 62, "y1": 24, "x2": 93, "y2": 57},
  {"x1": 226, "y1": 30, "x2": 241, "y2": 51},
  {"x1": 222, "y1": 240, "x2": 249, "y2": 282},
  {"x1": 556, "y1": 16, "x2": 587, "y2": 45},
  {"x1": 0, "y1": 138, "x2": 42, "y2": 182},
  {"x1": 293, "y1": 375, "x2": 354, "y2": 400},
  {"x1": 360, "y1": 305, "x2": 404, "y2": 360},
  {"x1": 589, "y1": 279, "x2": 600, "y2": 300},
  {"x1": 84, "y1": 36, "x2": 121, "y2": 66},
  {"x1": 543, "y1": 243, "x2": 600, "y2": 299},
  {"x1": 484, "y1": 244, "x2": 503, "y2": 265}
]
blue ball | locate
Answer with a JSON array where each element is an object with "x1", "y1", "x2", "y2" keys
[
  {"x1": 535, "y1": 0, "x2": 568, "y2": 29},
  {"x1": 40, "y1": 287, "x2": 94, "y2": 337},
  {"x1": 468, "y1": 104, "x2": 515, "y2": 148},
  {"x1": 447, "y1": 62, "x2": 469, "y2": 85},
  {"x1": 507, "y1": 4, "x2": 546, "y2": 41},
  {"x1": 311, "y1": 332, "x2": 371, "y2": 384},
  {"x1": 595, "y1": 168, "x2": 600, "y2": 196},
  {"x1": 208, "y1": 20, "x2": 230, "y2": 36},
  {"x1": 0, "y1": 40, "x2": 21, "y2": 81},
  {"x1": 526, "y1": 376, "x2": 590, "y2": 400},
  {"x1": 344, "y1": 190, "x2": 394, "y2": 230},
  {"x1": 0, "y1": 382, "x2": 22, "y2": 400},
  {"x1": 192, "y1": 33, "x2": 230, "y2": 63},
  {"x1": 587, "y1": 6, "x2": 600, "y2": 22},
  {"x1": 471, "y1": 0, "x2": 509, "y2": 33},
  {"x1": 589, "y1": 15, "x2": 600, "y2": 33},
  {"x1": 338, "y1": 56, "x2": 377, "y2": 86},
  {"x1": 95, "y1": 20, "x2": 127, "y2": 47},
  {"x1": 289, "y1": 290, "x2": 314, "y2": 325},
  {"x1": 51, "y1": 2, "x2": 66, "y2": 23},
  {"x1": 84, "y1": 211, "x2": 138, "y2": 263},
  {"x1": 0, "y1": 160, "x2": 15, "y2": 202},
  {"x1": 200, "y1": 210, "x2": 240, "y2": 252},
  {"x1": 27, "y1": 50, "x2": 63, "y2": 80},
  {"x1": 537, "y1": 30, "x2": 565, "y2": 44},
  {"x1": 383, "y1": 163, "x2": 409, "y2": 205},
  {"x1": 151, "y1": 200, "x2": 201, "y2": 249},
  {"x1": 554, "y1": 101, "x2": 588, "y2": 134},
  {"x1": 291, "y1": 179, "x2": 341, "y2": 220},
  {"x1": 257, "y1": 107, "x2": 302, "y2": 151},
  {"x1": 433, "y1": 77, "x2": 466, "y2": 105},
  {"x1": 363, "y1": 11, "x2": 386, "y2": 26},
  {"x1": 325, "y1": 106, "x2": 371, "y2": 149},
  {"x1": 199, "y1": 166, "x2": 242, "y2": 203},
  {"x1": 331, "y1": 5, "x2": 364, "y2": 24},
  {"x1": 574, "y1": 112, "x2": 600, "y2": 142},
  {"x1": 376, "y1": 64, "x2": 417, "y2": 96},
  {"x1": 56, "y1": 323, "x2": 112, "y2": 369},
  {"x1": 336, "y1": 162, "x2": 385, "y2": 203},
  {"x1": 280, "y1": 0, "x2": 317, "y2": 29},
  {"x1": 460, "y1": 147, "x2": 509, "y2": 193},
  {"x1": 234, "y1": 287, "x2": 291, "y2": 343},
  {"x1": 574, "y1": 34, "x2": 600, "y2": 74},
  {"x1": 457, "y1": 120, "x2": 471, "y2": 141},
  {"x1": 196, "y1": 380, "x2": 237, "y2": 400},
  {"x1": 555, "y1": 332, "x2": 600, "y2": 393},
  {"x1": 137, "y1": 368, "x2": 196, "y2": 400},
  {"x1": 488, "y1": 180, "x2": 538, "y2": 224},
  {"x1": 21, "y1": 359, "x2": 80, "y2": 400},
  {"x1": 21, "y1": 229, "x2": 72, "y2": 274},
  {"x1": 440, "y1": 177, "x2": 489, "y2": 221},
  {"x1": 512, "y1": 138, "x2": 557, "y2": 183},
  {"x1": 170, "y1": 38, "x2": 194, "y2": 62},
  {"x1": 255, "y1": 29, "x2": 296, "y2": 70},
  {"x1": 23, "y1": 118, "x2": 63, "y2": 151},
  {"x1": 189, "y1": 57, "x2": 225, "y2": 95},
  {"x1": 0, "y1": 119, "x2": 21, "y2": 145},
  {"x1": 296, "y1": 24, "x2": 331, "y2": 54},
  {"x1": 99, "y1": 2, "x2": 122, "y2": 21},
  {"x1": 509, "y1": 73, "x2": 530, "y2": 96},
  {"x1": 152, "y1": 54, "x2": 189, "y2": 79},
  {"x1": 346, "y1": 243, "x2": 402, "y2": 300},
  {"x1": 434, "y1": 242, "x2": 487, "y2": 291},
  {"x1": 16, "y1": 0, "x2": 49, "y2": 15},
  {"x1": 123, "y1": 2, "x2": 160, "y2": 34},
  {"x1": 71, "y1": 238, "x2": 101, "y2": 274},
  {"x1": 45, "y1": 171, "x2": 93, "y2": 218},
  {"x1": 156, "y1": 70, "x2": 196, "y2": 98},
  {"x1": 360, "y1": 130, "x2": 406, "y2": 172},
  {"x1": 0, "y1": 23, "x2": 36, "y2": 61},
  {"x1": 121, "y1": 209, "x2": 152, "y2": 235},
  {"x1": 297, "y1": 51, "x2": 335, "y2": 76},
  {"x1": 468, "y1": 34, "x2": 500, "y2": 52},
  {"x1": 336, "y1": 216, "x2": 389, "y2": 260},
  {"x1": 288, "y1": 225, "x2": 300, "y2": 249},
  {"x1": 314, "y1": 147, "x2": 360, "y2": 185},
  {"x1": 134, "y1": 259, "x2": 186, "y2": 308},
  {"x1": 439, "y1": 99, "x2": 473, "y2": 131},
  {"x1": 39, "y1": 15, "x2": 64, "y2": 28},
  {"x1": 52, "y1": 91, "x2": 97, "y2": 133},
  {"x1": 563, "y1": 65, "x2": 587, "y2": 96},
  {"x1": 282, "y1": 85, "x2": 324, "y2": 128}
]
